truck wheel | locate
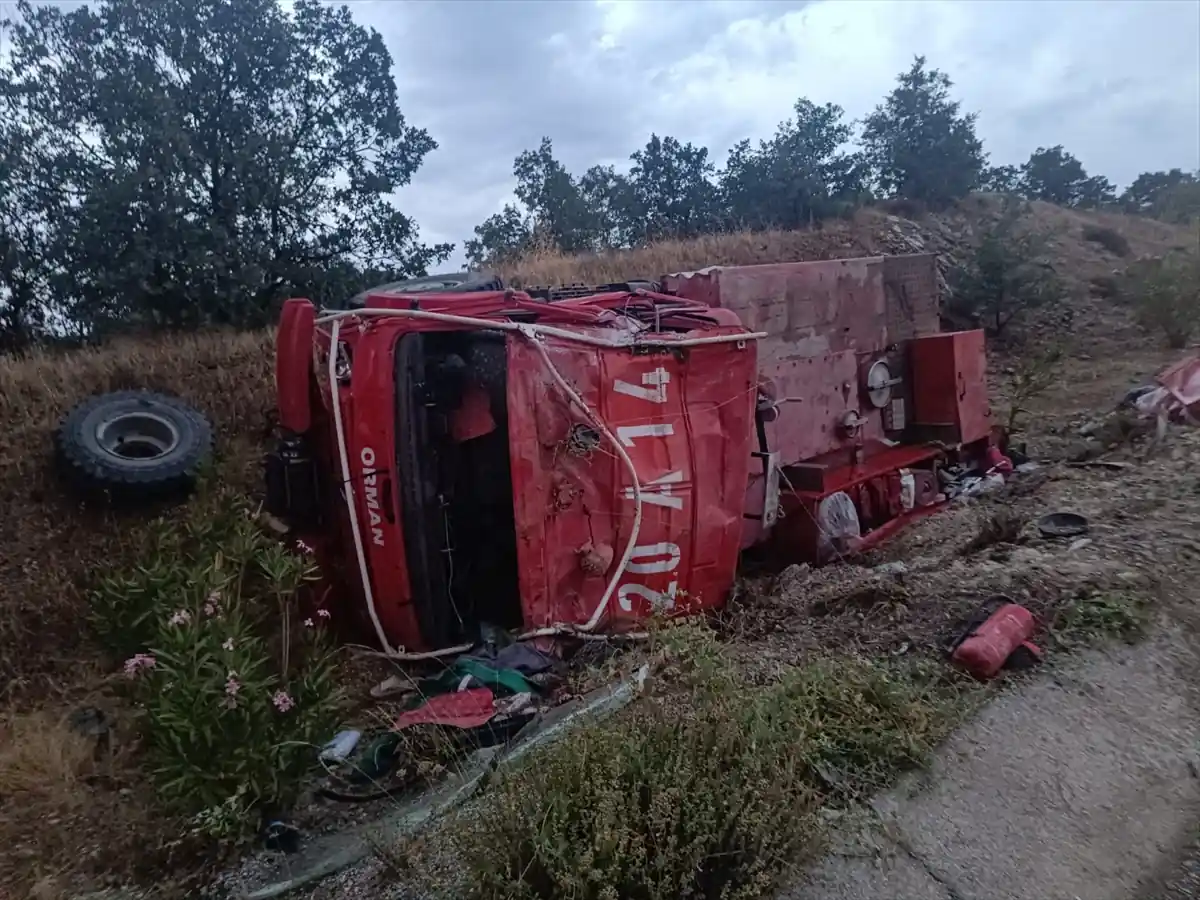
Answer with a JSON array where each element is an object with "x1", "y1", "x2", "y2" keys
[{"x1": 55, "y1": 390, "x2": 213, "y2": 501}]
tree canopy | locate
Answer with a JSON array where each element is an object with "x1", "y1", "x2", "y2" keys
[
  {"x1": 859, "y1": 57, "x2": 986, "y2": 209},
  {"x1": 0, "y1": 0, "x2": 448, "y2": 347},
  {"x1": 1019, "y1": 146, "x2": 1115, "y2": 208},
  {"x1": 2, "y1": 19, "x2": 1195, "y2": 349}
]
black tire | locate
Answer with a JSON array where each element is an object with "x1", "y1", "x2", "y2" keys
[
  {"x1": 346, "y1": 271, "x2": 504, "y2": 308},
  {"x1": 54, "y1": 390, "x2": 214, "y2": 502}
]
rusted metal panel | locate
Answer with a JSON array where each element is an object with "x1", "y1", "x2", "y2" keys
[
  {"x1": 507, "y1": 335, "x2": 758, "y2": 631},
  {"x1": 882, "y1": 253, "x2": 940, "y2": 342},
  {"x1": 1158, "y1": 355, "x2": 1200, "y2": 414},
  {"x1": 910, "y1": 330, "x2": 992, "y2": 444},
  {"x1": 664, "y1": 259, "x2": 892, "y2": 468}
]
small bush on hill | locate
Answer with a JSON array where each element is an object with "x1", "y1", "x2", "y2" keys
[
  {"x1": 948, "y1": 199, "x2": 1063, "y2": 337},
  {"x1": 91, "y1": 489, "x2": 339, "y2": 838},
  {"x1": 1081, "y1": 224, "x2": 1131, "y2": 257},
  {"x1": 1126, "y1": 251, "x2": 1200, "y2": 349},
  {"x1": 1089, "y1": 274, "x2": 1121, "y2": 299},
  {"x1": 460, "y1": 624, "x2": 964, "y2": 900}
]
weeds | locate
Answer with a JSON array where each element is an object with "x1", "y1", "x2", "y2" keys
[
  {"x1": 1054, "y1": 589, "x2": 1151, "y2": 645},
  {"x1": 91, "y1": 490, "x2": 340, "y2": 837},
  {"x1": 1126, "y1": 252, "x2": 1200, "y2": 349},
  {"x1": 1002, "y1": 342, "x2": 1065, "y2": 438},
  {"x1": 458, "y1": 624, "x2": 967, "y2": 900},
  {"x1": 947, "y1": 198, "x2": 1063, "y2": 338}
]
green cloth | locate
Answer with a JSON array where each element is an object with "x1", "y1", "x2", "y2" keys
[{"x1": 415, "y1": 658, "x2": 535, "y2": 699}]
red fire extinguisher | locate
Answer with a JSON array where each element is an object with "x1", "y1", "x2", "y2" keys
[{"x1": 951, "y1": 603, "x2": 1041, "y2": 679}]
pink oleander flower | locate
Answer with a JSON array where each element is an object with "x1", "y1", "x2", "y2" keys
[
  {"x1": 225, "y1": 676, "x2": 241, "y2": 697},
  {"x1": 168, "y1": 609, "x2": 192, "y2": 627},
  {"x1": 123, "y1": 653, "x2": 157, "y2": 677},
  {"x1": 272, "y1": 691, "x2": 295, "y2": 713},
  {"x1": 296, "y1": 539, "x2": 314, "y2": 555},
  {"x1": 316, "y1": 608, "x2": 331, "y2": 619},
  {"x1": 304, "y1": 618, "x2": 314, "y2": 628}
]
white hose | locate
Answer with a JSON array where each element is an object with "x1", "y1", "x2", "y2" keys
[{"x1": 320, "y1": 304, "x2": 761, "y2": 660}]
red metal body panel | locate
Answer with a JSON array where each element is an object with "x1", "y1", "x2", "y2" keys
[
  {"x1": 910, "y1": 331, "x2": 992, "y2": 444},
  {"x1": 304, "y1": 289, "x2": 756, "y2": 650},
  {"x1": 276, "y1": 299, "x2": 315, "y2": 433},
  {"x1": 507, "y1": 337, "x2": 757, "y2": 629}
]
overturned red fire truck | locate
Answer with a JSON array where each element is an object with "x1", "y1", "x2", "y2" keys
[{"x1": 266, "y1": 254, "x2": 993, "y2": 654}]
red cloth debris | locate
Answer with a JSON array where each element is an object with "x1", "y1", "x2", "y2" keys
[
  {"x1": 449, "y1": 381, "x2": 496, "y2": 443},
  {"x1": 393, "y1": 687, "x2": 496, "y2": 730},
  {"x1": 1157, "y1": 355, "x2": 1200, "y2": 417}
]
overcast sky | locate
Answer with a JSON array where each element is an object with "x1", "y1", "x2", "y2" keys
[{"x1": 344, "y1": 0, "x2": 1200, "y2": 267}]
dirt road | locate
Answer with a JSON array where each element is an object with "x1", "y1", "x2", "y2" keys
[{"x1": 785, "y1": 625, "x2": 1200, "y2": 900}]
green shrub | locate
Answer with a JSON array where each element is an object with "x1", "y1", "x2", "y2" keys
[
  {"x1": 1081, "y1": 224, "x2": 1131, "y2": 257},
  {"x1": 948, "y1": 198, "x2": 1062, "y2": 337},
  {"x1": 1125, "y1": 252, "x2": 1200, "y2": 349},
  {"x1": 92, "y1": 491, "x2": 339, "y2": 837},
  {"x1": 460, "y1": 626, "x2": 964, "y2": 900}
]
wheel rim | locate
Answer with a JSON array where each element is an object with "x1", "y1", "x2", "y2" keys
[{"x1": 96, "y1": 411, "x2": 181, "y2": 460}]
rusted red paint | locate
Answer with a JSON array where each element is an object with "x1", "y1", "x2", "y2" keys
[
  {"x1": 910, "y1": 330, "x2": 992, "y2": 444},
  {"x1": 507, "y1": 334, "x2": 757, "y2": 630},
  {"x1": 663, "y1": 256, "x2": 952, "y2": 548}
]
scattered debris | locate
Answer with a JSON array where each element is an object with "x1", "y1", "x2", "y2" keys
[
  {"x1": 393, "y1": 688, "x2": 499, "y2": 731},
  {"x1": 319, "y1": 731, "x2": 362, "y2": 765},
  {"x1": 1037, "y1": 512, "x2": 1090, "y2": 539},
  {"x1": 229, "y1": 664, "x2": 651, "y2": 900}
]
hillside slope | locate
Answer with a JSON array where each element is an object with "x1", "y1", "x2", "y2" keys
[{"x1": 502, "y1": 193, "x2": 1195, "y2": 349}]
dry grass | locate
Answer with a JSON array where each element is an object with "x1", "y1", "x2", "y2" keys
[
  {"x1": 0, "y1": 709, "x2": 172, "y2": 896},
  {"x1": 0, "y1": 330, "x2": 275, "y2": 705},
  {"x1": 0, "y1": 332, "x2": 274, "y2": 895},
  {"x1": 499, "y1": 208, "x2": 897, "y2": 286}
]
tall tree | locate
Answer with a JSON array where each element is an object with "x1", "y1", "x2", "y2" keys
[
  {"x1": 511, "y1": 138, "x2": 599, "y2": 254},
  {"x1": 621, "y1": 135, "x2": 721, "y2": 244},
  {"x1": 0, "y1": 0, "x2": 448, "y2": 340},
  {"x1": 464, "y1": 205, "x2": 534, "y2": 268},
  {"x1": 980, "y1": 164, "x2": 1021, "y2": 194},
  {"x1": 860, "y1": 56, "x2": 986, "y2": 208},
  {"x1": 1019, "y1": 145, "x2": 1114, "y2": 208},
  {"x1": 1121, "y1": 169, "x2": 1200, "y2": 219},
  {"x1": 720, "y1": 99, "x2": 862, "y2": 231},
  {"x1": 578, "y1": 164, "x2": 632, "y2": 249}
]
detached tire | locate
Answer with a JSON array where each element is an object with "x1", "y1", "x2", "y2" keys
[{"x1": 55, "y1": 391, "x2": 213, "y2": 502}]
